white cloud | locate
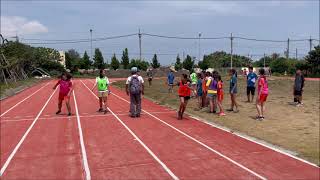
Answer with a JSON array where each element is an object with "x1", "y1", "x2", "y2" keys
[{"x1": 1, "y1": 16, "x2": 48, "y2": 37}]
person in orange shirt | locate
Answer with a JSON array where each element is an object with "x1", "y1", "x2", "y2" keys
[{"x1": 217, "y1": 75, "x2": 226, "y2": 116}]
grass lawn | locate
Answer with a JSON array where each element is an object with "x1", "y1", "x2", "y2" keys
[
  {"x1": 0, "y1": 78, "x2": 41, "y2": 99},
  {"x1": 113, "y1": 76, "x2": 320, "y2": 165}
]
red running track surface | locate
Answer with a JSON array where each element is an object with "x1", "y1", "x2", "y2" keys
[{"x1": 0, "y1": 78, "x2": 319, "y2": 180}]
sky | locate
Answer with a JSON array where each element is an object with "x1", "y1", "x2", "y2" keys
[{"x1": 1, "y1": 0, "x2": 319, "y2": 65}]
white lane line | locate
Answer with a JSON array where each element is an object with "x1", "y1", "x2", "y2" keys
[
  {"x1": 189, "y1": 116, "x2": 320, "y2": 168},
  {"x1": 81, "y1": 80, "x2": 178, "y2": 180},
  {"x1": 0, "y1": 82, "x2": 51, "y2": 117},
  {"x1": 0, "y1": 87, "x2": 58, "y2": 176},
  {"x1": 73, "y1": 91, "x2": 91, "y2": 180},
  {"x1": 109, "y1": 88, "x2": 267, "y2": 180}
]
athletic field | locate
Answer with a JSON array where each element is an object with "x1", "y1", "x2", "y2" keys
[{"x1": 0, "y1": 79, "x2": 319, "y2": 180}]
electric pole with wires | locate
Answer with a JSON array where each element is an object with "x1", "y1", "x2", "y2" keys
[
  {"x1": 230, "y1": 33, "x2": 234, "y2": 69},
  {"x1": 139, "y1": 29, "x2": 142, "y2": 61},
  {"x1": 90, "y1": 29, "x2": 93, "y2": 61}
]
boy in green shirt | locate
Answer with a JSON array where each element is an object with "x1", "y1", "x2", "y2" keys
[{"x1": 91, "y1": 69, "x2": 110, "y2": 114}]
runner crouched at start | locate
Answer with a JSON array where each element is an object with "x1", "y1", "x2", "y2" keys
[
  {"x1": 53, "y1": 72, "x2": 73, "y2": 116},
  {"x1": 91, "y1": 69, "x2": 110, "y2": 114}
]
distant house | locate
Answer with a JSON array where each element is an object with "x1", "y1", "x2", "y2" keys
[{"x1": 58, "y1": 51, "x2": 66, "y2": 68}]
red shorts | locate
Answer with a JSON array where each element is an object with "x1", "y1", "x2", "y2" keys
[
  {"x1": 259, "y1": 94, "x2": 268, "y2": 102},
  {"x1": 59, "y1": 93, "x2": 70, "y2": 101}
]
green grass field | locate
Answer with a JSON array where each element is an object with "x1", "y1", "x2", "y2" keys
[{"x1": 113, "y1": 76, "x2": 320, "y2": 165}]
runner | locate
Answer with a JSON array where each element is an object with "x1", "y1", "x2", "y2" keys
[
  {"x1": 91, "y1": 69, "x2": 110, "y2": 114},
  {"x1": 256, "y1": 68, "x2": 269, "y2": 120},
  {"x1": 53, "y1": 72, "x2": 73, "y2": 116},
  {"x1": 190, "y1": 70, "x2": 198, "y2": 97},
  {"x1": 227, "y1": 69, "x2": 239, "y2": 113},
  {"x1": 293, "y1": 69, "x2": 305, "y2": 107},
  {"x1": 176, "y1": 74, "x2": 192, "y2": 120},
  {"x1": 167, "y1": 69, "x2": 175, "y2": 93},
  {"x1": 246, "y1": 66, "x2": 258, "y2": 102},
  {"x1": 217, "y1": 74, "x2": 226, "y2": 116},
  {"x1": 126, "y1": 67, "x2": 144, "y2": 118}
]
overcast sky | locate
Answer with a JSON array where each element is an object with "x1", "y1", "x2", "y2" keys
[{"x1": 1, "y1": 0, "x2": 319, "y2": 65}]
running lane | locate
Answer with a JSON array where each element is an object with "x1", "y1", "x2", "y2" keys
[
  {"x1": 0, "y1": 81, "x2": 56, "y2": 167},
  {"x1": 76, "y1": 80, "x2": 172, "y2": 179},
  {"x1": 83, "y1": 79, "x2": 260, "y2": 179},
  {"x1": 1, "y1": 86, "x2": 84, "y2": 179},
  {"x1": 110, "y1": 85, "x2": 320, "y2": 180},
  {"x1": 0, "y1": 80, "x2": 51, "y2": 115}
]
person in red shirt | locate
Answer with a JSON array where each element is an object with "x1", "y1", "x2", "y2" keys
[
  {"x1": 176, "y1": 74, "x2": 192, "y2": 120},
  {"x1": 53, "y1": 72, "x2": 73, "y2": 116},
  {"x1": 217, "y1": 75, "x2": 226, "y2": 116}
]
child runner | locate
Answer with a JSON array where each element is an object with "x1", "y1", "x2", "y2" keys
[
  {"x1": 202, "y1": 71, "x2": 210, "y2": 107},
  {"x1": 206, "y1": 71, "x2": 218, "y2": 113},
  {"x1": 246, "y1": 66, "x2": 258, "y2": 102},
  {"x1": 217, "y1": 74, "x2": 226, "y2": 116},
  {"x1": 91, "y1": 69, "x2": 110, "y2": 114},
  {"x1": 196, "y1": 73, "x2": 203, "y2": 109},
  {"x1": 256, "y1": 68, "x2": 269, "y2": 120},
  {"x1": 53, "y1": 72, "x2": 73, "y2": 116},
  {"x1": 293, "y1": 69, "x2": 305, "y2": 107},
  {"x1": 190, "y1": 70, "x2": 198, "y2": 97},
  {"x1": 176, "y1": 74, "x2": 191, "y2": 120},
  {"x1": 227, "y1": 69, "x2": 239, "y2": 113}
]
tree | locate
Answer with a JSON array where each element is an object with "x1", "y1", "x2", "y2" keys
[
  {"x1": 174, "y1": 55, "x2": 182, "y2": 71},
  {"x1": 81, "y1": 51, "x2": 91, "y2": 70},
  {"x1": 110, "y1": 53, "x2": 120, "y2": 70},
  {"x1": 198, "y1": 55, "x2": 210, "y2": 70},
  {"x1": 121, "y1": 48, "x2": 130, "y2": 69},
  {"x1": 129, "y1": 59, "x2": 149, "y2": 71},
  {"x1": 65, "y1": 49, "x2": 81, "y2": 72},
  {"x1": 305, "y1": 45, "x2": 320, "y2": 75},
  {"x1": 270, "y1": 57, "x2": 289, "y2": 74},
  {"x1": 182, "y1": 55, "x2": 194, "y2": 71},
  {"x1": 93, "y1": 48, "x2": 104, "y2": 69},
  {"x1": 151, "y1": 54, "x2": 160, "y2": 68}
]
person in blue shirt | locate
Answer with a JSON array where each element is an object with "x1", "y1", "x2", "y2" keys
[
  {"x1": 246, "y1": 66, "x2": 258, "y2": 102},
  {"x1": 167, "y1": 69, "x2": 175, "y2": 93},
  {"x1": 227, "y1": 69, "x2": 239, "y2": 113}
]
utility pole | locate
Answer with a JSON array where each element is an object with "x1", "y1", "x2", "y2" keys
[
  {"x1": 230, "y1": 33, "x2": 234, "y2": 69},
  {"x1": 139, "y1": 28, "x2": 142, "y2": 61},
  {"x1": 309, "y1": 36, "x2": 312, "y2": 52},
  {"x1": 263, "y1": 53, "x2": 266, "y2": 68},
  {"x1": 286, "y1": 38, "x2": 290, "y2": 59},
  {"x1": 183, "y1": 51, "x2": 185, "y2": 61},
  {"x1": 198, "y1": 32, "x2": 201, "y2": 62},
  {"x1": 90, "y1": 29, "x2": 93, "y2": 61},
  {"x1": 296, "y1": 48, "x2": 298, "y2": 60}
]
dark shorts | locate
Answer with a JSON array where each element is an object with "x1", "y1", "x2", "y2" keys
[
  {"x1": 179, "y1": 96, "x2": 190, "y2": 101},
  {"x1": 197, "y1": 90, "x2": 203, "y2": 97},
  {"x1": 294, "y1": 90, "x2": 302, "y2": 96},
  {"x1": 247, "y1": 86, "x2": 255, "y2": 95},
  {"x1": 148, "y1": 77, "x2": 152, "y2": 81}
]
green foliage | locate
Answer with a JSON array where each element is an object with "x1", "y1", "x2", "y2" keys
[
  {"x1": 80, "y1": 51, "x2": 91, "y2": 70},
  {"x1": 151, "y1": 54, "x2": 160, "y2": 68},
  {"x1": 198, "y1": 55, "x2": 210, "y2": 70},
  {"x1": 270, "y1": 57, "x2": 289, "y2": 74},
  {"x1": 121, "y1": 48, "x2": 130, "y2": 69},
  {"x1": 174, "y1": 55, "x2": 182, "y2": 71},
  {"x1": 129, "y1": 59, "x2": 149, "y2": 71},
  {"x1": 305, "y1": 45, "x2": 320, "y2": 76},
  {"x1": 110, "y1": 54, "x2": 120, "y2": 70},
  {"x1": 254, "y1": 56, "x2": 273, "y2": 67},
  {"x1": 65, "y1": 49, "x2": 81, "y2": 73},
  {"x1": 93, "y1": 48, "x2": 104, "y2": 69},
  {"x1": 182, "y1": 55, "x2": 194, "y2": 71}
]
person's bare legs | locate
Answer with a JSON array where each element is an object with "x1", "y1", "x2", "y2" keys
[
  {"x1": 209, "y1": 98, "x2": 214, "y2": 112},
  {"x1": 103, "y1": 96, "x2": 108, "y2": 113},
  {"x1": 99, "y1": 97, "x2": 103, "y2": 110},
  {"x1": 181, "y1": 100, "x2": 188, "y2": 118},
  {"x1": 233, "y1": 94, "x2": 239, "y2": 111},
  {"x1": 66, "y1": 97, "x2": 71, "y2": 115}
]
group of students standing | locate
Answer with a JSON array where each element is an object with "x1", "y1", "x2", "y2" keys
[{"x1": 171, "y1": 67, "x2": 269, "y2": 121}]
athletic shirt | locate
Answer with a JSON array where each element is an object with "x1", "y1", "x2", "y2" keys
[
  {"x1": 197, "y1": 79, "x2": 203, "y2": 93},
  {"x1": 247, "y1": 72, "x2": 257, "y2": 87},
  {"x1": 167, "y1": 72, "x2": 175, "y2": 84},
  {"x1": 59, "y1": 79, "x2": 72, "y2": 95},
  {"x1": 190, "y1": 73, "x2": 197, "y2": 84},
  {"x1": 96, "y1": 76, "x2": 109, "y2": 92},
  {"x1": 217, "y1": 81, "x2": 224, "y2": 96},
  {"x1": 258, "y1": 76, "x2": 268, "y2": 95},
  {"x1": 178, "y1": 81, "x2": 191, "y2": 97},
  {"x1": 206, "y1": 78, "x2": 218, "y2": 94}
]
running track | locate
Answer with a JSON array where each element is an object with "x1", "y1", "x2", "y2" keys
[{"x1": 0, "y1": 79, "x2": 319, "y2": 180}]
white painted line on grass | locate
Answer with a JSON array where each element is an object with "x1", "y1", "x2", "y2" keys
[
  {"x1": 110, "y1": 89, "x2": 267, "y2": 180},
  {"x1": 0, "y1": 82, "x2": 51, "y2": 117},
  {"x1": 73, "y1": 91, "x2": 91, "y2": 180},
  {"x1": 0, "y1": 87, "x2": 57, "y2": 176},
  {"x1": 81, "y1": 80, "x2": 178, "y2": 180}
]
